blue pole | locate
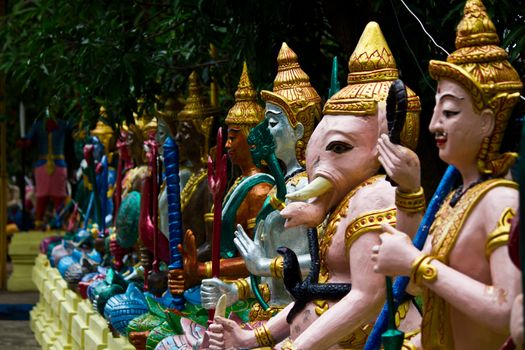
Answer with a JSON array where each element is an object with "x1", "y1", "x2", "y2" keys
[{"x1": 364, "y1": 165, "x2": 459, "y2": 350}]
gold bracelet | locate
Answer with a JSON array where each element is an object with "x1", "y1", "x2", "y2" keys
[
  {"x1": 247, "y1": 217, "x2": 257, "y2": 230},
  {"x1": 204, "y1": 261, "x2": 212, "y2": 278},
  {"x1": 204, "y1": 212, "x2": 214, "y2": 223},
  {"x1": 410, "y1": 254, "x2": 438, "y2": 286},
  {"x1": 395, "y1": 187, "x2": 426, "y2": 213},
  {"x1": 270, "y1": 256, "x2": 284, "y2": 279},
  {"x1": 254, "y1": 324, "x2": 276, "y2": 347},
  {"x1": 233, "y1": 278, "x2": 250, "y2": 300}
]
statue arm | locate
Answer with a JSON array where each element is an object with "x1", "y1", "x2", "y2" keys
[
  {"x1": 419, "y1": 246, "x2": 519, "y2": 332},
  {"x1": 293, "y1": 232, "x2": 386, "y2": 350}
]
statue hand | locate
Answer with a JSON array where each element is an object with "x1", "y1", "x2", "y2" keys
[
  {"x1": 200, "y1": 278, "x2": 238, "y2": 310},
  {"x1": 511, "y1": 294, "x2": 524, "y2": 348},
  {"x1": 174, "y1": 229, "x2": 201, "y2": 289},
  {"x1": 206, "y1": 316, "x2": 252, "y2": 350},
  {"x1": 377, "y1": 134, "x2": 421, "y2": 193},
  {"x1": 371, "y1": 224, "x2": 420, "y2": 276},
  {"x1": 233, "y1": 224, "x2": 269, "y2": 276}
]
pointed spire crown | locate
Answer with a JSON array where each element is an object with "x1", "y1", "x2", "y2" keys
[
  {"x1": 428, "y1": 0, "x2": 523, "y2": 177},
  {"x1": 178, "y1": 71, "x2": 219, "y2": 121},
  {"x1": 323, "y1": 21, "x2": 421, "y2": 150},
  {"x1": 225, "y1": 62, "x2": 263, "y2": 127},
  {"x1": 347, "y1": 22, "x2": 398, "y2": 84}
]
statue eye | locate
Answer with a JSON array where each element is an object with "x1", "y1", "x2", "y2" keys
[
  {"x1": 268, "y1": 118, "x2": 278, "y2": 128},
  {"x1": 326, "y1": 141, "x2": 353, "y2": 154}
]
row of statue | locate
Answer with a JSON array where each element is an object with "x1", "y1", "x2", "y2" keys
[{"x1": 33, "y1": 1, "x2": 523, "y2": 349}]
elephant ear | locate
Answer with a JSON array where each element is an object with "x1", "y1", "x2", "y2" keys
[
  {"x1": 386, "y1": 79, "x2": 408, "y2": 145},
  {"x1": 247, "y1": 118, "x2": 276, "y2": 168}
]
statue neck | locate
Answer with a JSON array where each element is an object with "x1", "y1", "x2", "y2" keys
[
  {"x1": 238, "y1": 161, "x2": 260, "y2": 177},
  {"x1": 456, "y1": 160, "x2": 482, "y2": 189},
  {"x1": 283, "y1": 155, "x2": 303, "y2": 179}
]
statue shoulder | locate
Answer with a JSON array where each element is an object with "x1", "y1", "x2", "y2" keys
[
  {"x1": 347, "y1": 177, "x2": 395, "y2": 218},
  {"x1": 477, "y1": 181, "x2": 518, "y2": 233}
]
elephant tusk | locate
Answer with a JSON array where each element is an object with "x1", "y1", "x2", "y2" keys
[{"x1": 286, "y1": 176, "x2": 333, "y2": 201}]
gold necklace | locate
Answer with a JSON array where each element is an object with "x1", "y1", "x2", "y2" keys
[{"x1": 180, "y1": 168, "x2": 207, "y2": 212}]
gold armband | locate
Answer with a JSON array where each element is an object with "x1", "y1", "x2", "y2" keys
[
  {"x1": 204, "y1": 261, "x2": 212, "y2": 278},
  {"x1": 254, "y1": 324, "x2": 276, "y2": 348},
  {"x1": 204, "y1": 212, "x2": 214, "y2": 223},
  {"x1": 269, "y1": 194, "x2": 286, "y2": 211},
  {"x1": 485, "y1": 207, "x2": 514, "y2": 258},
  {"x1": 247, "y1": 217, "x2": 257, "y2": 230},
  {"x1": 395, "y1": 187, "x2": 426, "y2": 213},
  {"x1": 233, "y1": 278, "x2": 250, "y2": 300},
  {"x1": 410, "y1": 254, "x2": 438, "y2": 286},
  {"x1": 270, "y1": 255, "x2": 284, "y2": 279},
  {"x1": 346, "y1": 208, "x2": 396, "y2": 250}
]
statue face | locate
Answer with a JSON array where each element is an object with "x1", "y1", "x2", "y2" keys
[
  {"x1": 175, "y1": 121, "x2": 204, "y2": 164},
  {"x1": 429, "y1": 79, "x2": 487, "y2": 170},
  {"x1": 156, "y1": 119, "x2": 171, "y2": 156},
  {"x1": 304, "y1": 113, "x2": 381, "y2": 208},
  {"x1": 225, "y1": 127, "x2": 251, "y2": 166},
  {"x1": 265, "y1": 102, "x2": 302, "y2": 162}
]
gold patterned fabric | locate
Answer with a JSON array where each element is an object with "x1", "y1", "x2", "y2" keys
[
  {"x1": 180, "y1": 168, "x2": 207, "y2": 212},
  {"x1": 261, "y1": 43, "x2": 322, "y2": 166},
  {"x1": 428, "y1": 0, "x2": 523, "y2": 177},
  {"x1": 422, "y1": 178, "x2": 517, "y2": 349},
  {"x1": 225, "y1": 62, "x2": 264, "y2": 130},
  {"x1": 323, "y1": 22, "x2": 421, "y2": 150}
]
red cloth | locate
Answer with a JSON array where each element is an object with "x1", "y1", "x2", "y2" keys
[{"x1": 34, "y1": 164, "x2": 67, "y2": 198}]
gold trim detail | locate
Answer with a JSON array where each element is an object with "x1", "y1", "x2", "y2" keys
[
  {"x1": 422, "y1": 178, "x2": 517, "y2": 349},
  {"x1": 269, "y1": 256, "x2": 284, "y2": 279},
  {"x1": 233, "y1": 278, "x2": 250, "y2": 300},
  {"x1": 322, "y1": 21, "x2": 421, "y2": 151},
  {"x1": 204, "y1": 261, "x2": 212, "y2": 279},
  {"x1": 410, "y1": 254, "x2": 438, "y2": 286},
  {"x1": 345, "y1": 208, "x2": 396, "y2": 250},
  {"x1": 269, "y1": 194, "x2": 286, "y2": 211},
  {"x1": 485, "y1": 207, "x2": 514, "y2": 258},
  {"x1": 225, "y1": 62, "x2": 263, "y2": 128},
  {"x1": 246, "y1": 217, "x2": 257, "y2": 230},
  {"x1": 318, "y1": 175, "x2": 384, "y2": 284},
  {"x1": 249, "y1": 302, "x2": 284, "y2": 322},
  {"x1": 395, "y1": 187, "x2": 426, "y2": 213},
  {"x1": 180, "y1": 168, "x2": 207, "y2": 212},
  {"x1": 254, "y1": 324, "x2": 276, "y2": 348}
]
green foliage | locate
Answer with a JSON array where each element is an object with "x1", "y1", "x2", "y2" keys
[{"x1": 0, "y1": 0, "x2": 523, "y2": 187}]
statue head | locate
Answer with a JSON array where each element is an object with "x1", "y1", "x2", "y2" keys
[
  {"x1": 156, "y1": 96, "x2": 183, "y2": 157},
  {"x1": 225, "y1": 62, "x2": 264, "y2": 167},
  {"x1": 291, "y1": 22, "x2": 421, "y2": 215},
  {"x1": 261, "y1": 43, "x2": 322, "y2": 167},
  {"x1": 176, "y1": 71, "x2": 219, "y2": 165},
  {"x1": 428, "y1": 0, "x2": 523, "y2": 177},
  {"x1": 90, "y1": 113, "x2": 115, "y2": 157}
]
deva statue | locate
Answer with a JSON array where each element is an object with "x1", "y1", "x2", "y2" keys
[
  {"x1": 371, "y1": 1, "x2": 523, "y2": 349},
  {"x1": 200, "y1": 42, "x2": 322, "y2": 321},
  {"x1": 206, "y1": 21, "x2": 421, "y2": 349}
]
